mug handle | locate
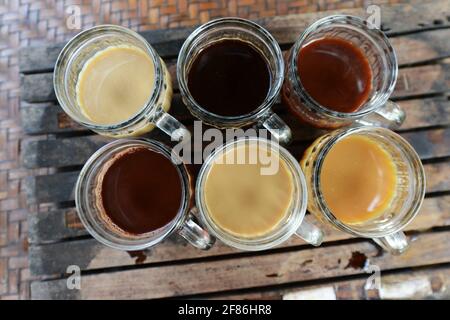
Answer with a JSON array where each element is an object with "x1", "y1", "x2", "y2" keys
[
  {"x1": 295, "y1": 218, "x2": 324, "y2": 246},
  {"x1": 355, "y1": 100, "x2": 406, "y2": 129},
  {"x1": 373, "y1": 231, "x2": 409, "y2": 255},
  {"x1": 257, "y1": 111, "x2": 293, "y2": 145},
  {"x1": 154, "y1": 107, "x2": 190, "y2": 141},
  {"x1": 178, "y1": 209, "x2": 215, "y2": 250}
]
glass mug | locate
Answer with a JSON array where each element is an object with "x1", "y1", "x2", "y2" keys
[
  {"x1": 54, "y1": 25, "x2": 188, "y2": 140},
  {"x1": 75, "y1": 139, "x2": 214, "y2": 251},
  {"x1": 301, "y1": 127, "x2": 426, "y2": 255},
  {"x1": 282, "y1": 15, "x2": 405, "y2": 129},
  {"x1": 194, "y1": 137, "x2": 323, "y2": 251},
  {"x1": 177, "y1": 18, "x2": 292, "y2": 144}
]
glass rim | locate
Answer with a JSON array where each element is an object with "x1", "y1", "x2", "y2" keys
[
  {"x1": 75, "y1": 138, "x2": 191, "y2": 251},
  {"x1": 311, "y1": 126, "x2": 426, "y2": 237},
  {"x1": 177, "y1": 17, "x2": 284, "y2": 127},
  {"x1": 195, "y1": 137, "x2": 308, "y2": 251},
  {"x1": 288, "y1": 14, "x2": 398, "y2": 119},
  {"x1": 54, "y1": 24, "x2": 164, "y2": 131}
]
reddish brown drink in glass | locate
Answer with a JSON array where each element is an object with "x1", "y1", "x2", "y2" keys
[
  {"x1": 295, "y1": 37, "x2": 372, "y2": 113},
  {"x1": 281, "y1": 15, "x2": 404, "y2": 130},
  {"x1": 282, "y1": 37, "x2": 373, "y2": 128}
]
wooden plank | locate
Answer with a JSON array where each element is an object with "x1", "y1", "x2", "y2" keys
[
  {"x1": 424, "y1": 161, "x2": 450, "y2": 193},
  {"x1": 210, "y1": 266, "x2": 450, "y2": 300},
  {"x1": 392, "y1": 29, "x2": 450, "y2": 66},
  {"x1": 392, "y1": 62, "x2": 450, "y2": 99},
  {"x1": 20, "y1": 102, "x2": 85, "y2": 134},
  {"x1": 24, "y1": 127, "x2": 450, "y2": 204},
  {"x1": 24, "y1": 171, "x2": 78, "y2": 205},
  {"x1": 284, "y1": 98, "x2": 450, "y2": 142},
  {"x1": 29, "y1": 230, "x2": 450, "y2": 299},
  {"x1": 22, "y1": 136, "x2": 110, "y2": 169},
  {"x1": 28, "y1": 208, "x2": 86, "y2": 244},
  {"x1": 398, "y1": 96, "x2": 450, "y2": 130},
  {"x1": 21, "y1": 73, "x2": 55, "y2": 103},
  {"x1": 18, "y1": 0, "x2": 450, "y2": 73},
  {"x1": 260, "y1": 1, "x2": 450, "y2": 40},
  {"x1": 402, "y1": 128, "x2": 450, "y2": 160},
  {"x1": 27, "y1": 195, "x2": 450, "y2": 276},
  {"x1": 20, "y1": 95, "x2": 192, "y2": 135}
]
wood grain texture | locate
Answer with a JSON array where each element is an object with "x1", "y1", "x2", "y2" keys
[
  {"x1": 30, "y1": 231, "x2": 450, "y2": 299},
  {"x1": 210, "y1": 266, "x2": 450, "y2": 300},
  {"x1": 22, "y1": 136, "x2": 111, "y2": 169},
  {"x1": 399, "y1": 96, "x2": 450, "y2": 130},
  {"x1": 392, "y1": 62, "x2": 450, "y2": 99},
  {"x1": 28, "y1": 208, "x2": 86, "y2": 244},
  {"x1": 28, "y1": 195, "x2": 450, "y2": 276},
  {"x1": 259, "y1": 1, "x2": 450, "y2": 39},
  {"x1": 401, "y1": 128, "x2": 450, "y2": 160},
  {"x1": 21, "y1": 102, "x2": 85, "y2": 134},
  {"x1": 391, "y1": 29, "x2": 450, "y2": 66}
]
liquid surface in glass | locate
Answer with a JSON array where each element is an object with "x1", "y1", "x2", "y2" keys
[
  {"x1": 320, "y1": 135, "x2": 397, "y2": 224},
  {"x1": 204, "y1": 144, "x2": 294, "y2": 238},
  {"x1": 96, "y1": 146, "x2": 182, "y2": 235},
  {"x1": 187, "y1": 39, "x2": 271, "y2": 117},
  {"x1": 297, "y1": 37, "x2": 372, "y2": 113},
  {"x1": 76, "y1": 45, "x2": 155, "y2": 125}
]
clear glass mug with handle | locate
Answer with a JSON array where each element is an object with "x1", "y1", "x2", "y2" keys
[
  {"x1": 54, "y1": 25, "x2": 188, "y2": 140},
  {"x1": 75, "y1": 138, "x2": 214, "y2": 251},
  {"x1": 177, "y1": 18, "x2": 292, "y2": 144},
  {"x1": 282, "y1": 15, "x2": 405, "y2": 129},
  {"x1": 301, "y1": 127, "x2": 426, "y2": 255},
  {"x1": 194, "y1": 137, "x2": 323, "y2": 251}
]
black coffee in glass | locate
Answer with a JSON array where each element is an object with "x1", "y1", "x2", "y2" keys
[{"x1": 187, "y1": 39, "x2": 271, "y2": 117}]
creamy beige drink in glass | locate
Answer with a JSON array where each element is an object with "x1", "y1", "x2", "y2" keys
[
  {"x1": 54, "y1": 25, "x2": 186, "y2": 139},
  {"x1": 194, "y1": 137, "x2": 323, "y2": 251},
  {"x1": 204, "y1": 142, "x2": 294, "y2": 238},
  {"x1": 76, "y1": 45, "x2": 159, "y2": 125}
]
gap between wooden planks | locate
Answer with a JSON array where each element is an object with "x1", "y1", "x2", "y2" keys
[
  {"x1": 28, "y1": 194, "x2": 450, "y2": 276},
  {"x1": 206, "y1": 265, "x2": 450, "y2": 300},
  {"x1": 30, "y1": 230, "x2": 450, "y2": 299}
]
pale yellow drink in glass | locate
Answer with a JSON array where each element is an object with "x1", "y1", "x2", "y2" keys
[
  {"x1": 204, "y1": 143, "x2": 294, "y2": 238},
  {"x1": 76, "y1": 45, "x2": 171, "y2": 135}
]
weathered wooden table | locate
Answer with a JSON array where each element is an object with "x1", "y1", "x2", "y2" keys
[{"x1": 19, "y1": 1, "x2": 450, "y2": 300}]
